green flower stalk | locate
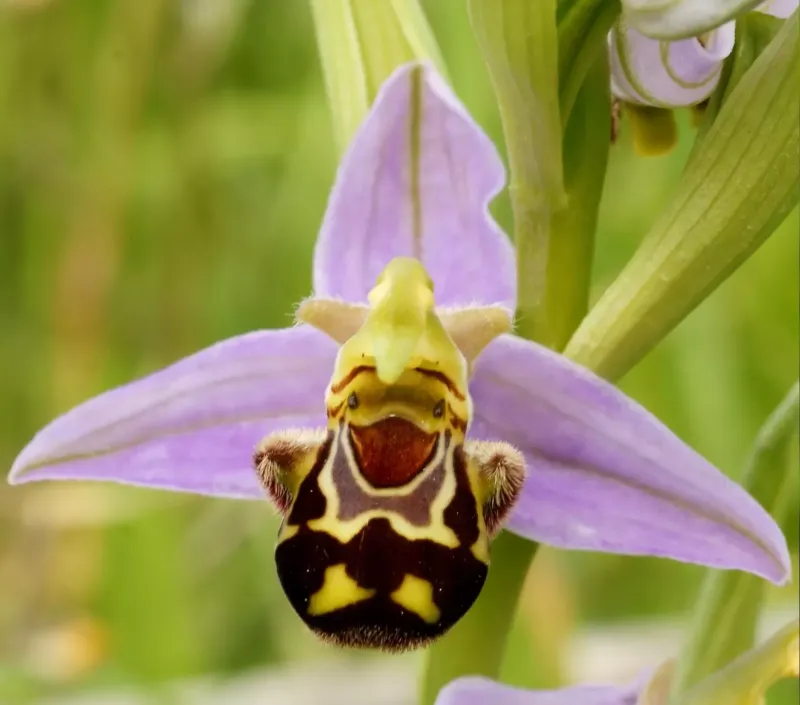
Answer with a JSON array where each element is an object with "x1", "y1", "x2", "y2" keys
[{"x1": 468, "y1": 0, "x2": 565, "y2": 347}]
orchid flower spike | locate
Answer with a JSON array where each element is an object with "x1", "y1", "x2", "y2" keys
[
  {"x1": 610, "y1": 1, "x2": 797, "y2": 108},
  {"x1": 9, "y1": 63, "x2": 790, "y2": 651}
]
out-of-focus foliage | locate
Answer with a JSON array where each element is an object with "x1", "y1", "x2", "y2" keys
[{"x1": 0, "y1": 1, "x2": 796, "y2": 703}]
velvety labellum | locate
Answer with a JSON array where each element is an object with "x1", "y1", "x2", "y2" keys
[
  {"x1": 274, "y1": 425, "x2": 487, "y2": 651},
  {"x1": 254, "y1": 364, "x2": 524, "y2": 651}
]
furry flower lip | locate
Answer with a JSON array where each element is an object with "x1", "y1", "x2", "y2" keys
[{"x1": 8, "y1": 64, "x2": 790, "y2": 650}]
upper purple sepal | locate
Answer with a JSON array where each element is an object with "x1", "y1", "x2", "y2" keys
[{"x1": 312, "y1": 63, "x2": 516, "y2": 310}]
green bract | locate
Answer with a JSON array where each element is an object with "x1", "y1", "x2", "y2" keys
[
  {"x1": 309, "y1": 0, "x2": 447, "y2": 154},
  {"x1": 557, "y1": 0, "x2": 621, "y2": 121}
]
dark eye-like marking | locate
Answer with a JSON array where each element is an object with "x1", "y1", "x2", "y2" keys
[
  {"x1": 347, "y1": 393, "x2": 359, "y2": 410},
  {"x1": 433, "y1": 400, "x2": 445, "y2": 418}
]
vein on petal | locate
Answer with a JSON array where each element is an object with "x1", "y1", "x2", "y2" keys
[
  {"x1": 16, "y1": 409, "x2": 323, "y2": 476},
  {"x1": 473, "y1": 359, "x2": 788, "y2": 580}
]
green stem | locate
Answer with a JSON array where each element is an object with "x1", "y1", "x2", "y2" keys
[
  {"x1": 468, "y1": 0, "x2": 565, "y2": 346},
  {"x1": 545, "y1": 57, "x2": 611, "y2": 350}
]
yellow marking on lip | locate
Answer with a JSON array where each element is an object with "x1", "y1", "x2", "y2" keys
[
  {"x1": 465, "y1": 458, "x2": 490, "y2": 564},
  {"x1": 278, "y1": 523, "x2": 299, "y2": 541},
  {"x1": 391, "y1": 574, "x2": 440, "y2": 624},
  {"x1": 307, "y1": 564, "x2": 375, "y2": 616},
  {"x1": 470, "y1": 534, "x2": 490, "y2": 564}
]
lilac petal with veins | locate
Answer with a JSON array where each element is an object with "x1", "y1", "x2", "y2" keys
[
  {"x1": 10, "y1": 326, "x2": 335, "y2": 499},
  {"x1": 470, "y1": 334, "x2": 791, "y2": 583}
]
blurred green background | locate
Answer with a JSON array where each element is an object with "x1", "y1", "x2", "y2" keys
[{"x1": 0, "y1": 1, "x2": 797, "y2": 703}]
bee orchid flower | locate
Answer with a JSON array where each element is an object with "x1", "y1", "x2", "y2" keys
[{"x1": 8, "y1": 63, "x2": 790, "y2": 650}]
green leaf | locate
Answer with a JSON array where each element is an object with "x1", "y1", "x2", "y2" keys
[
  {"x1": 565, "y1": 12, "x2": 799, "y2": 381},
  {"x1": 670, "y1": 383, "x2": 799, "y2": 699},
  {"x1": 309, "y1": 0, "x2": 446, "y2": 154}
]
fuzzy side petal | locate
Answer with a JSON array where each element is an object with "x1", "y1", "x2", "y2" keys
[
  {"x1": 610, "y1": 20, "x2": 735, "y2": 107},
  {"x1": 313, "y1": 62, "x2": 516, "y2": 309},
  {"x1": 435, "y1": 677, "x2": 640, "y2": 705},
  {"x1": 9, "y1": 326, "x2": 335, "y2": 499},
  {"x1": 470, "y1": 335, "x2": 791, "y2": 583}
]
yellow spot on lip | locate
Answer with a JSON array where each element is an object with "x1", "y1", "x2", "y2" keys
[
  {"x1": 470, "y1": 534, "x2": 490, "y2": 564},
  {"x1": 278, "y1": 523, "x2": 299, "y2": 542},
  {"x1": 307, "y1": 564, "x2": 375, "y2": 616},
  {"x1": 391, "y1": 575, "x2": 440, "y2": 624}
]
